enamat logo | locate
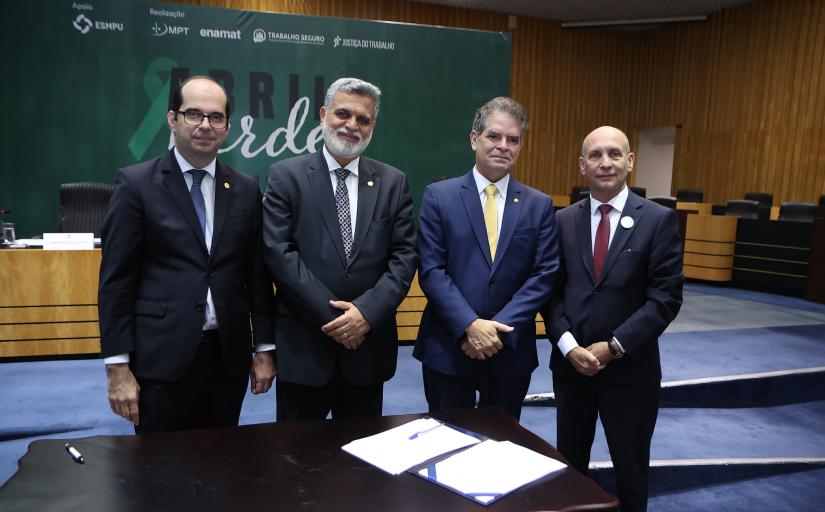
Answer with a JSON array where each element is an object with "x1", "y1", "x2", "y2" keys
[
  {"x1": 253, "y1": 28, "x2": 266, "y2": 43},
  {"x1": 73, "y1": 14, "x2": 92, "y2": 34}
]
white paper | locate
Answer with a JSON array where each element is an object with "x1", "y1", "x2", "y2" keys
[
  {"x1": 417, "y1": 440, "x2": 567, "y2": 504},
  {"x1": 342, "y1": 418, "x2": 481, "y2": 475},
  {"x1": 42, "y1": 233, "x2": 94, "y2": 250}
]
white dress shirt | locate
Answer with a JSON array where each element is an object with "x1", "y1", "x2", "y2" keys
[
  {"x1": 472, "y1": 167, "x2": 509, "y2": 239},
  {"x1": 557, "y1": 185, "x2": 629, "y2": 356}
]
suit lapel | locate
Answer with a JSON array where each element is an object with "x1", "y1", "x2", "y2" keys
[
  {"x1": 490, "y1": 178, "x2": 523, "y2": 276},
  {"x1": 349, "y1": 159, "x2": 378, "y2": 266},
  {"x1": 458, "y1": 172, "x2": 493, "y2": 268},
  {"x1": 575, "y1": 199, "x2": 595, "y2": 284},
  {"x1": 161, "y1": 150, "x2": 208, "y2": 254},
  {"x1": 307, "y1": 152, "x2": 349, "y2": 268},
  {"x1": 210, "y1": 162, "x2": 231, "y2": 260},
  {"x1": 599, "y1": 192, "x2": 644, "y2": 283}
]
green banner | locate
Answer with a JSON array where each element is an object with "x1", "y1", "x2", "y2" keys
[{"x1": 0, "y1": 1, "x2": 511, "y2": 237}]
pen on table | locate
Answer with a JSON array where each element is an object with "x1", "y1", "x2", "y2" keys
[
  {"x1": 65, "y1": 442, "x2": 85, "y2": 464},
  {"x1": 408, "y1": 422, "x2": 444, "y2": 440}
]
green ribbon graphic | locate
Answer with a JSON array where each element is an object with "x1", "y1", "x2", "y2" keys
[{"x1": 128, "y1": 57, "x2": 178, "y2": 161}]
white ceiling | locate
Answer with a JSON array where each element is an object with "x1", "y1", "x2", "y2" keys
[{"x1": 411, "y1": 0, "x2": 755, "y2": 22}]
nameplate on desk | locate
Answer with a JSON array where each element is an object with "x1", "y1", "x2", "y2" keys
[{"x1": 43, "y1": 233, "x2": 94, "y2": 250}]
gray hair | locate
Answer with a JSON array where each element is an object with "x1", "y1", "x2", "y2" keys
[
  {"x1": 471, "y1": 97, "x2": 528, "y2": 135},
  {"x1": 324, "y1": 77, "x2": 382, "y2": 119}
]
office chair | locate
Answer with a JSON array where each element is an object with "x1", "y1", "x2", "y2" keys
[
  {"x1": 778, "y1": 202, "x2": 816, "y2": 223},
  {"x1": 676, "y1": 188, "x2": 704, "y2": 202},
  {"x1": 724, "y1": 199, "x2": 759, "y2": 219},
  {"x1": 58, "y1": 182, "x2": 115, "y2": 237},
  {"x1": 570, "y1": 185, "x2": 589, "y2": 204},
  {"x1": 743, "y1": 192, "x2": 773, "y2": 208},
  {"x1": 649, "y1": 196, "x2": 677, "y2": 209},
  {"x1": 629, "y1": 186, "x2": 646, "y2": 198}
]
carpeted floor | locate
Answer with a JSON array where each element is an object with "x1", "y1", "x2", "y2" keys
[{"x1": 1, "y1": 282, "x2": 824, "y2": 510}]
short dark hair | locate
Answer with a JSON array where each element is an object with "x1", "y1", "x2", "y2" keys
[
  {"x1": 169, "y1": 75, "x2": 231, "y2": 117},
  {"x1": 471, "y1": 97, "x2": 528, "y2": 135}
]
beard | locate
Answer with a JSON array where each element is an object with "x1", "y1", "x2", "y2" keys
[{"x1": 322, "y1": 122, "x2": 372, "y2": 161}]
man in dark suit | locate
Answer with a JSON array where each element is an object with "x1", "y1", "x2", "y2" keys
[
  {"x1": 414, "y1": 97, "x2": 559, "y2": 420},
  {"x1": 547, "y1": 126, "x2": 683, "y2": 511},
  {"x1": 262, "y1": 77, "x2": 418, "y2": 421},
  {"x1": 99, "y1": 76, "x2": 275, "y2": 434}
]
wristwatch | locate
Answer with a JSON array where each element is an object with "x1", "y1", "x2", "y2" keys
[{"x1": 608, "y1": 338, "x2": 624, "y2": 359}]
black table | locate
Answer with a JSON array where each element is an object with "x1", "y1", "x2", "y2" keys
[{"x1": 0, "y1": 408, "x2": 618, "y2": 511}]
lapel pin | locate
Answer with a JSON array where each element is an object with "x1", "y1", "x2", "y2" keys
[
  {"x1": 621, "y1": 216, "x2": 634, "y2": 229},
  {"x1": 514, "y1": 197, "x2": 519, "y2": 203},
  {"x1": 367, "y1": 180, "x2": 374, "y2": 187},
  {"x1": 224, "y1": 182, "x2": 231, "y2": 189}
]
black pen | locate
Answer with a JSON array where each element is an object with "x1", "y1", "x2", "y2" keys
[{"x1": 65, "y1": 442, "x2": 85, "y2": 464}]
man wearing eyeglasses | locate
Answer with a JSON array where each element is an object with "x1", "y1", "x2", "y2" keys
[
  {"x1": 99, "y1": 76, "x2": 275, "y2": 433},
  {"x1": 262, "y1": 77, "x2": 417, "y2": 420}
]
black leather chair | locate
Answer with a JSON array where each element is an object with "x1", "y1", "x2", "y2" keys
[
  {"x1": 649, "y1": 196, "x2": 677, "y2": 209},
  {"x1": 744, "y1": 192, "x2": 772, "y2": 220},
  {"x1": 570, "y1": 185, "x2": 589, "y2": 204},
  {"x1": 629, "y1": 186, "x2": 646, "y2": 198},
  {"x1": 724, "y1": 199, "x2": 760, "y2": 219},
  {"x1": 58, "y1": 182, "x2": 114, "y2": 237},
  {"x1": 676, "y1": 188, "x2": 704, "y2": 203},
  {"x1": 778, "y1": 201, "x2": 816, "y2": 223},
  {"x1": 819, "y1": 195, "x2": 825, "y2": 207},
  {"x1": 744, "y1": 192, "x2": 773, "y2": 208}
]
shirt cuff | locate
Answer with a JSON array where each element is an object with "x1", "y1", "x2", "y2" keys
[
  {"x1": 104, "y1": 354, "x2": 129, "y2": 365},
  {"x1": 557, "y1": 331, "x2": 579, "y2": 357},
  {"x1": 254, "y1": 344, "x2": 276, "y2": 352},
  {"x1": 612, "y1": 336, "x2": 625, "y2": 354}
]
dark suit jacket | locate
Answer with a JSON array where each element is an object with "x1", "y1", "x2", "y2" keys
[
  {"x1": 547, "y1": 192, "x2": 683, "y2": 385},
  {"x1": 414, "y1": 171, "x2": 559, "y2": 378},
  {"x1": 262, "y1": 151, "x2": 418, "y2": 387},
  {"x1": 98, "y1": 149, "x2": 274, "y2": 381}
]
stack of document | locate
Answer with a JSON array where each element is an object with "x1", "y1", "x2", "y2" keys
[
  {"x1": 414, "y1": 439, "x2": 567, "y2": 505},
  {"x1": 341, "y1": 418, "x2": 481, "y2": 475},
  {"x1": 342, "y1": 418, "x2": 568, "y2": 506}
]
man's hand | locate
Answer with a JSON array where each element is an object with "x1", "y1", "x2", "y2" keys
[
  {"x1": 106, "y1": 363, "x2": 140, "y2": 424},
  {"x1": 463, "y1": 319, "x2": 511, "y2": 359},
  {"x1": 322, "y1": 300, "x2": 371, "y2": 350},
  {"x1": 249, "y1": 351, "x2": 276, "y2": 394},
  {"x1": 566, "y1": 346, "x2": 603, "y2": 377},
  {"x1": 586, "y1": 341, "x2": 614, "y2": 367}
]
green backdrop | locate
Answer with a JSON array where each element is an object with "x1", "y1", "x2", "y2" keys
[{"x1": 0, "y1": 0, "x2": 511, "y2": 237}]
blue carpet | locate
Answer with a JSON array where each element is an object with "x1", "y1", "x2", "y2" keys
[{"x1": 2, "y1": 284, "x2": 825, "y2": 512}]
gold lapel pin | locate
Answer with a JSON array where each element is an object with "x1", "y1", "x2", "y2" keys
[
  {"x1": 224, "y1": 182, "x2": 230, "y2": 189},
  {"x1": 367, "y1": 180, "x2": 374, "y2": 187}
]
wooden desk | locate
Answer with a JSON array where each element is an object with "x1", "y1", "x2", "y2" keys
[
  {"x1": 0, "y1": 249, "x2": 101, "y2": 358},
  {"x1": 0, "y1": 249, "x2": 546, "y2": 359},
  {"x1": 676, "y1": 201, "x2": 713, "y2": 216},
  {"x1": 0, "y1": 408, "x2": 618, "y2": 512},
  {"x1": 682, "y1": 214, "x2": 738, "y2": 281}
]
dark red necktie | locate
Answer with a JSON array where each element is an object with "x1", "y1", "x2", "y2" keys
[{"x1": 593, "y1": 204, "x2": 613, "y2": 281}]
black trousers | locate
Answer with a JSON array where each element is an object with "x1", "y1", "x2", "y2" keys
[
  {"x1": 276, "y1": 361, "x2": 383, "y2": 421},
  {"x1": 135, "y1": 331, "x2": 248, "y2": 434},
  {"x1": 422, "y1": 363, "x2": 532, "y2": 421},
  {"x1": 553, "y1": 375, "x2": 660, "y2": 512}
]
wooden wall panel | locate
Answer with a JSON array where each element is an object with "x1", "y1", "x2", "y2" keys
[{"x1": 170, "y1": 0, "x2": 825, "y2": 205}]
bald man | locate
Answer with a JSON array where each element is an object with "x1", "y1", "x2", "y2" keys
[{"x1": 545, "y1": 127, "x2": 683, "y2": 511}]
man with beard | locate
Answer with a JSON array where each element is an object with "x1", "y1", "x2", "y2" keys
[{"x1": 262, "y1": 77, "x2": 418, "y2": 420}]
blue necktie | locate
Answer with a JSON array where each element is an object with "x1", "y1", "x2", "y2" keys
[
  {"x1": 188, "y1": 169, "x2": 207, "y2": 235},
  {"x1": 334, "y1": 168, "x2": 353, "y2": 259}
]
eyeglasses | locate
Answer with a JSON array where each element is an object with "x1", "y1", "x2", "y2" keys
[{"x1": 176, "y1": 109, "x2": 228, "y2": 129}]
